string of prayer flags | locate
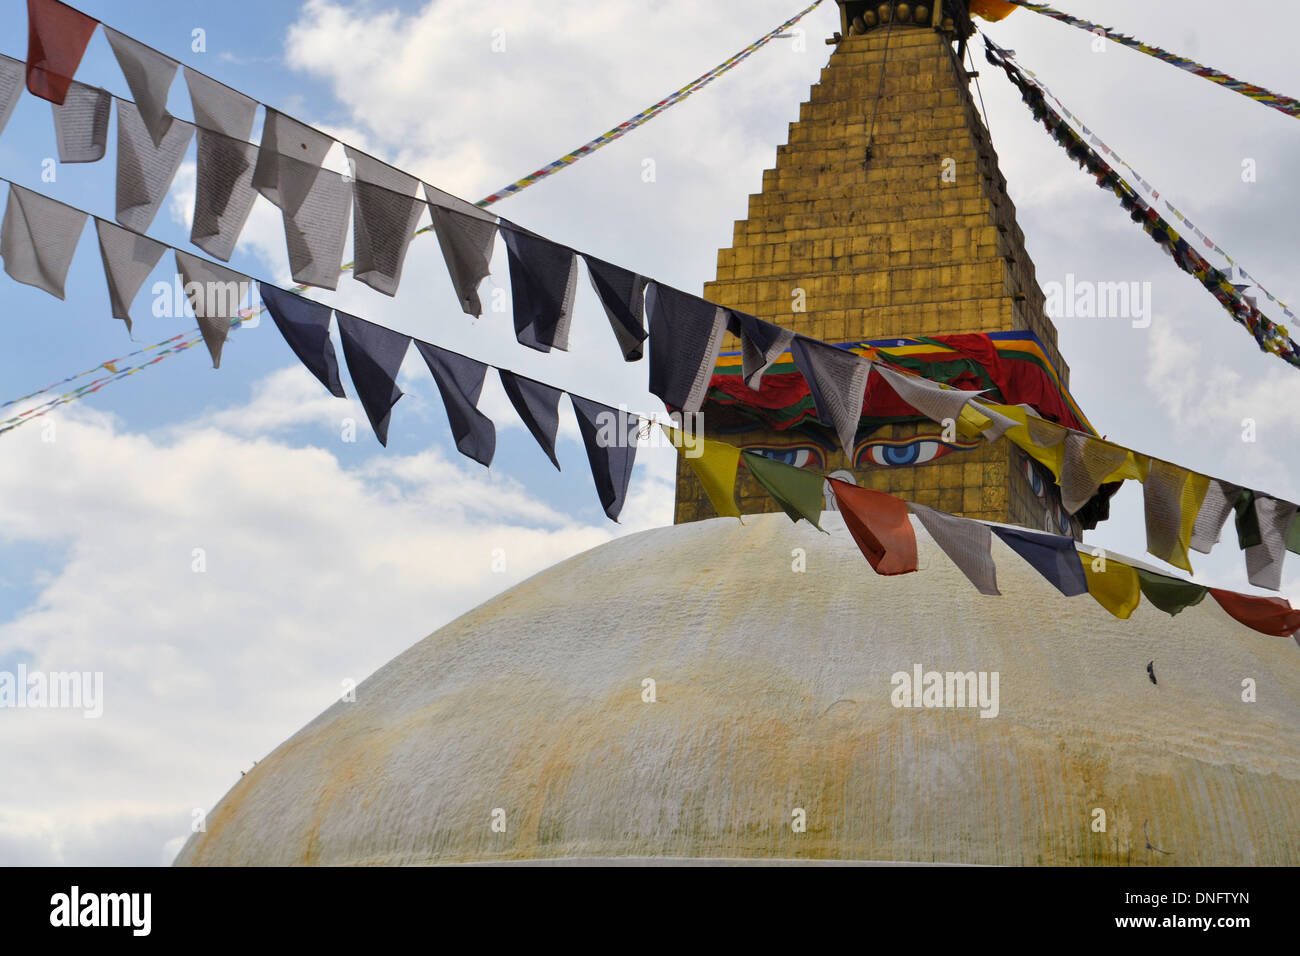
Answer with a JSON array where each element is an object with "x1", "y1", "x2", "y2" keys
[
  {"x1": 174, "y1": 250, "x2": 248, "y2": 369},
  {"x1": 51, "y1": 81, "x2": 110, "y2": 163},
  {"x1": 1079, "y1": 553, "x2": 1141, "y2": 620},
  {"x1": 258, "y1": 283, "x2": 344, "y2": 398},
  {"x1": 103, "y1": 26, "x2": 176, "y2": 147},
  {"x1": 184, "y1": 68, "x2": 259, "y2": 262},
  {"x1": 873, "y1": 362, "x2": 983, "y2": 434},
  {"x1": 345, "y1": 147, "x2": 424, "y2": 297},
  {"x1": 733, "y1": 311, "x2": 794, "y2": 390},
  {"x1": 415, "y1": 341, "x2": 496, "y2": 468},
  {"x1": 991, "y1": 526, "x2": 1088, "y2": 597},
  {"x1": 115, "y1": 99, "x2": 193, "y2": 233},
  {"x1": 252, "y1": 110, "x2": 350, "y2": 290},
  {"x1": 500, "y1": 223, "x2": 578, "y2": 353},
  {"x1": 663, "y1": 424, "x2": 741, "y2": 520},
  {"x1": 646, "y1": 282, "x2": 729, "y2": 414},
  {"x1": 583, "y1": 253, "x2": 648, "y2": 362},
  {"x1": 1243, "y1": 495, "x2": 1297, "y2": 592},
  {"x1": 789, "y1": 335, "x2": 872, "y2": 455},
  {"x1": 1210, "y1": 589, "x2": 1300, "y2": 640},
  {"x1": 25, "y1": 0, "x2": 100, "y2": 105},
  {"x1": 0, "y1": 55, "x2": 23, "y2": 134},
  {"x1": 1135, "y1": 567, "x2": 1208, "y2": 617},
  {"x1": 425, "y1": 184, "x2": 498, "y2": 317},
  {"x1": 334, "y1": 310, "x2": 410, "y2": 447},
  {"x1": 570, "y1": 395, "x2": 638, "y2": 521},
  {"x1": 829, "y1": 478, "x2": 918, "y2": 576},
  {"x1": 906, "y1": 502, "x2": 1000, "y2": 595},
  {"x1": 740, "y1": 449, "x2": 824, "y2": 531},
  {"x1": 498, "y1": 370, "x2": 562, "y2": 470},
  {"x1": 0, "y1": 183, "x2": 86, "y2": 299},
  {"x1": 94, "y1": 217, "x2": 165, "y2": 334},
  {"x1": 1142, "y1": 460, "x2": 1210, "y2": 574}
]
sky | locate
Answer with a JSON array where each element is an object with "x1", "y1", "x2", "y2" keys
[{"x1": 0, "y1": 0, "x2": 1297, "y2": 865}]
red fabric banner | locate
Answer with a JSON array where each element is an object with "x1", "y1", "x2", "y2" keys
[
  {"x1": 26, "y1": 0, "x2": 99, "y2": 105},
  {"x1": 1209, "y1": 588, "x2": 1300, "y2": 638},
  {"x1": 829, "y1": 478, "x2": 918, "y2": 576}
]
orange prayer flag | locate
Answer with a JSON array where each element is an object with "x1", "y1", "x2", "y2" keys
[
  {"x1": 1209, "y1": 588, "x2": 1300, "y2": 638},
  {"x1": 25, "y1": 0, "x2": 100, "y2": 105},
  {"x1": 829, "y1": 478, "x2": 918, "y2": 576}
]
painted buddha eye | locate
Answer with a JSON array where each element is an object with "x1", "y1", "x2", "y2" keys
[
  {"x1": 859, "y1": 439, "x2": 947, "y2": 467},
  {"x1": 1023, "y1": 458, "x2": 1045, "y2": 496},
  {"x1": 747, "y1": 447, "x2": 820, "y2": 469}
]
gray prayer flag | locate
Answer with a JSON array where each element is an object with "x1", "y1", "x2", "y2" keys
[
  {"x1": 1245, "y1": 496, "x2": 1297, "y2": 591},
  {"x1": 908, "y1": 502, "x2": 1000, "y2": 595},
  {"x1": 425, "y1": 183, "x2": 498, "y2": 317},
  {"x1": 95, "y1": 217, "x2": 166, "y2": 333},
  {"x1": 174, "y1": 249, "x2": 251, "y2": 369},
  {"x1": 185, "y1": 68, "x2": 259, "y2": 261},
  {"x1": 0, "y1": 183, "x2": 87, "y2": 299},
  {"x1": 51, "y1": 81, "x2": 111, "y2": 163},
  {"x1": 115, "y1": 98, "x2": 194, "y2": 233},
  {"x1": 345, "y1": 147, "x2": 423, "y2": 297},
  {"x1": 873, "y1": 362, "x2": 984, "y2": 432},
  {"x1": 789, "y1": 335, "x2": 872, "y2": 455},
  {"x1": 0, "y1": 54, "x2": 22, "y2": 136},
  {"x1": 104, "y1": 27, "x2": 177, "y2": 147},
  {"x1": 1058, "y1": 431, "x2": 1128, "y2": 515},
  {"x1": 734, "y1": 311, "x2": 794, "y2": 389}
]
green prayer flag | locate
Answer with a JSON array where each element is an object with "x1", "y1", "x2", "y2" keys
[
  {"x1": 1135, "y1": 567, "x2": 1208, "y2": 616},
  {"x1": 1234, "y1": 488, "x2": 1262, "y2": 549},
  {"x1": 741, "y1": 450, "x2": 825, "y2": 531},
  {"x1": 1287, "y1": 516, "x2": 1300, "y2": 556}
]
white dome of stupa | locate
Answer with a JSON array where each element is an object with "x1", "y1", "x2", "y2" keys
[{"x1": 175, "y1": 512, "x2": 1300, "y2": 865}]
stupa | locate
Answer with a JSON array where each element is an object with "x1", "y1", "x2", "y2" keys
[{"x1": 176, "y1": 1, "x2": 1300, "y2": 866}]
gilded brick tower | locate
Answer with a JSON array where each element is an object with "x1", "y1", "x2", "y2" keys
[{"x1": 674, "y1": 0, "x2": 1086, "y2": 535}]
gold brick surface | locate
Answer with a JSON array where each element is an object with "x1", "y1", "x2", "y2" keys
[{"x1": 675, "y1": 23, "x2": 1074, "y2": 535}]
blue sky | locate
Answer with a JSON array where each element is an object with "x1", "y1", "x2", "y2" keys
[{"x1": 0, "y1": 0, "x2": 1298, "y2": 864}]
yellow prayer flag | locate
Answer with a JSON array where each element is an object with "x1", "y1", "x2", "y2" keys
[
  {"x1": 662, "y1": 425, "x2": 742, "y2": 520},
  {"x1": 1079, "y1": 553, "x2": 1142, "y2": 619}
]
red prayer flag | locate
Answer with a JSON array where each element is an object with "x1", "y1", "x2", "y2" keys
[
  {"x1": 1209, "y1": 588, "x2": 1300, "y2": 638},
  {"x1": 26, "y1": 0, "x2": 100, "y2": 105},
  {"x1": 829, "y1": 478, "x2": 918, "y2": 576}
]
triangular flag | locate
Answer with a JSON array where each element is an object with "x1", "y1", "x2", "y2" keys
[
  {"x1": 115, "y1": 98, "x2": 194, "y2": 233},
  {"x1": 829, "y1": 478, "x2": 918, "y2": 575},
  {"x1": 790, "y1": 335, "x2": 871, "y2": 455},
  {"x1": 570, "y1": 394, "x2": 638, "y2": 522},
  {"x1": 424, "y1": 184, "x2": 497, "y2": 317},
  {"x1": 50, "y1": 80, "x2": 110, "y2": 163},
  {"x1": 907, "y1": 502, "x2": 1000, "y2": 595},
  {"x1": 1143, "y1": 459, "x2": 1210, "y2": 572},
  {"x1": 25, "y1": 0, "x2": 99, "y2": 105},
  {"x1": 646, "y1": 282, "x2": 729, "y2": 413},
  {"x1": 414, "y1": 341, "x2": 496, "y2": 468},
  {"x1": 344, "y1": 147, "x2": 424, "y2": 297},
  {"x1": 185, "y1": 68, "x2": 259, "y2": 261},
  {"x1": 991, "y1": 526, "x2": 1088, "y2": 597},
  {"x1": 251, "y1": 109, "x2": 334, "y2": 214},
  {"x1": 1135, "y1": 567, "x2": 1207, "y2": 617},
  {"x1": 1058, "y1": 432, "x2": 1129, "y2": 514},
  {"x1": 103, "y1": 26, "x2": 176, "y2": 147},
  {"x1": 334, "y1": 310, "x2": 410, "y2": 446},
  {"x1": 174, "y1": 250, "x2": 250, "y2": 369},
  {"x1": 498, "y1": 369, "x2": 562, "y2": 470},
  {"x1": 94, "y1": 217, "x2": 165, "y2": 333},
  {"x1": 1209, "y1": 588, "x2": 1300, "y2": 638},
  {"x1": 733, "y1": 311, "x2": 794, "y2": 389},
  {"x1": 741, "y1": 449, "x2": 824, "y2": 531},
  {"x1": 663, "y1": 424, "x2": 741, "y2": 520},
  {"x1": 0, "y1": 55, "x2": 23, "y2": 135},
  {"x1": 1078, "y1": 553, "x2": 1141, "y2": 619},
  {"x1": 872, "y1": 363, "x2": 983, "y2": 432},
  {"x1": 0, "y1": 183, "x2": 87, "y2": 298},
  {"x1": 1244, "y1": 495, "x2": 1296, "y2": 592},
  {"x1": 583, "y1": 253, "x2": 648, "y2": 361},
  {"x1": 258, "y1": 282, "x2": 344, "y2": 398},
  {"x1": 501, "y1": 223, "x2": 577, "y2": 353}
]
